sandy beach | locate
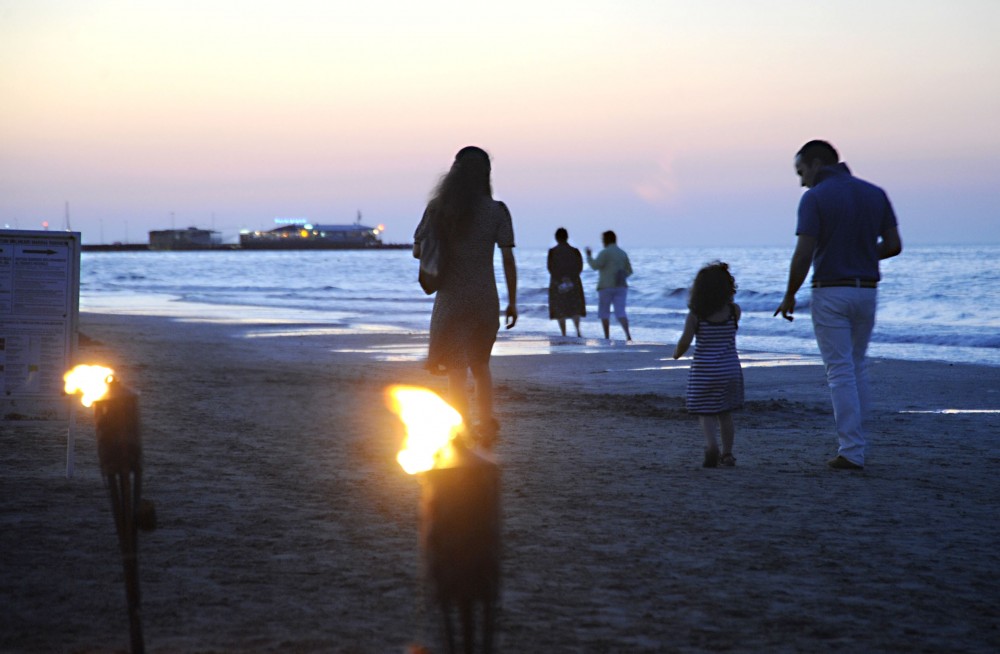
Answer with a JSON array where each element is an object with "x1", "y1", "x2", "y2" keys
[{"x1": 2, "y1": 312, "x2": 999, "y2": 653}]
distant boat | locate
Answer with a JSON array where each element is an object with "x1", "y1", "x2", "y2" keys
[{"x1": 239, "y1": 222, "x2": 392, "y2": 250}]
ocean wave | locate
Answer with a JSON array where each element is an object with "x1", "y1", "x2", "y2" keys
[
  {"x1": 873, "y1": 329, "x2": 1000, "y2": 349},
  {"x1": 81, "y1": 245, "x2": 1000, "y2": 367}
]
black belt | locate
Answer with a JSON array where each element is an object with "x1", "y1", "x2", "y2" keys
[{"x1": 812, "y1": 278, "x2": 877, "y2": 289}]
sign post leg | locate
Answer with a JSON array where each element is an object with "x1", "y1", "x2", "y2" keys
[{"x1": 66, "y1": 401, "x2": 77, "y2": 478}]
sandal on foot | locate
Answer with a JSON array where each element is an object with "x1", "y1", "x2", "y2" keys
[
  {"x1": 703, "y1": 447, "x2": 720, "y2": 468},
  {"x1": 720, "y1": 453, "x2": 736, "y2": 467}
]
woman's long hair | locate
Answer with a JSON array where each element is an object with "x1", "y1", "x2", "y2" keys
[
  {"x1": 689, "y1": 261, "x2": 737, "y2": 319},
  {"x1": 428, "y1": 146, "x2": 493, "y2": 240}
]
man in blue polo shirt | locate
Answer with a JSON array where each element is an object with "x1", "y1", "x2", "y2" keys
[{"x1": 775, "y1": 140, "x2": 902, "y2": 470}]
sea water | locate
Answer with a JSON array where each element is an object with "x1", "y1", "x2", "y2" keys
[{"x1": 79, "y1": 244, "x2": 1000, "y2": 367}]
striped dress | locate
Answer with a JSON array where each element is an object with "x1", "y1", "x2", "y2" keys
[{"x1": 686, "y1": 306, "x2": 744, "y2": 415}]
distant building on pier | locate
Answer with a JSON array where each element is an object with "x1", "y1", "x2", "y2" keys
[{"x1": 149, "y1": 227, "x2": 222, "y2": 250}]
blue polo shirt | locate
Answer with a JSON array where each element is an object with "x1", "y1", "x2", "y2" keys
[{"x1": 796, "y1": 163, "x2": 898, "y2": 283}]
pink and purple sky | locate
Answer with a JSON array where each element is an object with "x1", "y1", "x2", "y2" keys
[{"x1": 2, "y1": 0, "x2": 998, "y2": 247}]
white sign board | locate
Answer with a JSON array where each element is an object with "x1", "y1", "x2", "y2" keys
[{"x1": 0, "y1": 230, "x2": 81, "y2": 422}]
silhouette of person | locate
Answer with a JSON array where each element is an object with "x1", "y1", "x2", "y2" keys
[
  {"x1": 585, "y1": 230, "x2": 632, "y2": 340},
  {"x1": 413, "y1": 146, "x2": 518, "y2": 446},
  {"x1": 547, "y1": 227, "x2": 585, "y2": 337},
  {"x1": 774, "y1": 140, "x2": 902, "y2": 470}
]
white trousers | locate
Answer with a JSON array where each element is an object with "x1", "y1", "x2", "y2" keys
[{"x1": 811, "y1": 287, "x2": 877, "y2": 465}]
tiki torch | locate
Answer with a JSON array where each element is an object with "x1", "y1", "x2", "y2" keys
[
  {"x1": 387, "y1": 386, "x2": 501, "y2": 654},
  {"x1": 64, "y1": 365, "x2": 155, "y2": 654}
]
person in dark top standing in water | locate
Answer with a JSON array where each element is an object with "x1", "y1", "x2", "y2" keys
[{"x1": 547, "y1": 227, "x2": 586, "y2": 337}]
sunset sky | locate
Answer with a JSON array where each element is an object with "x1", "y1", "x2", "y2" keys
[{"x1": 2, "y1": 0, "x2": 998, "y2": 247}]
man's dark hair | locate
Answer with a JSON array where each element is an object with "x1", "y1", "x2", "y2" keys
[
  {"x1": 797, "y1": 140, "x2": 839, "y2": 166},
  {"x1": 602, "y1": 230, "x2": 617, "y2": 245},
  {"x1": 555, "y1": 227, "x2": 568, "y2": 242}
]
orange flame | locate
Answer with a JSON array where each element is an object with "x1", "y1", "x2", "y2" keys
[
  {"x1": 64, "y1": 365, "x2": 116, "y2": 407},
  {"x1": 386, "y1": 385, "x2": 463, "y2": 474}
]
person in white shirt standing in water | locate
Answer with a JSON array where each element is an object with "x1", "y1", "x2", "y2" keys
[{"x1": 586, "y1": 230, "x2": 633, "y2": 341}]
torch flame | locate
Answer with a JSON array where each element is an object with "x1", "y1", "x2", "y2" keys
[
  {"x1": 64, "y1": 365, "x2": 116, "y2": 407},
  {"x1": 386, "y1": 385, "x2": 464, "y2": 474}
]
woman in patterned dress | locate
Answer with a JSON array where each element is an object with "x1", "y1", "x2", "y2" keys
[
  {"x1": 413, "y1": 146, "x2": 518, "y2": 444},
  {"x1": 673, "y1": 262, "x2": 744, "y2": 468}
]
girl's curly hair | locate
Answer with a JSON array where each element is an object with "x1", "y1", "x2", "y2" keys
[{"x1": 689, "y1": 261, "x2": 737, "y2": 319}]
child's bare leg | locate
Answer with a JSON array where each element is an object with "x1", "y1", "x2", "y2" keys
[
  {"x1": 699, "y1": 415, "x2": 719, "y2": 452},
  {"x1": 719, "y1": 411, "x2": 735, "y2": 455},
  {"x1": 699, "y1": 415, "x2": 720, "y2": 467}
]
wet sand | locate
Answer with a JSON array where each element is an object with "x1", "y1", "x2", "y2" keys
[{"x1": 1, "y1": 313, "x2": 998, "y2": 652}]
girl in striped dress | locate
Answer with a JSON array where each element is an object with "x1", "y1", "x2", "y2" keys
[{"x1": 673, "y1": 262, "x2": 744, "y2": 468}]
